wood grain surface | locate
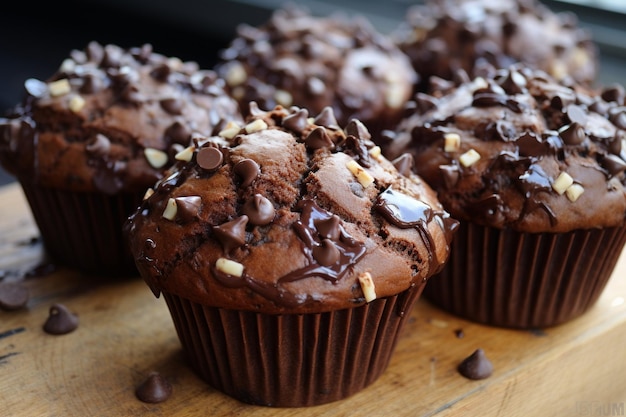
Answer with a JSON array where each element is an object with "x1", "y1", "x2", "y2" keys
[{"x1": 1, "y1": 182, "x2": 625, "y2": 417}]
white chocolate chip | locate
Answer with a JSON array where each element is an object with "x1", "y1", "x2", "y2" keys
[
  {"x1": 218, "y1": 121, "x2": 241, "y2": 139},
  {"x1": 274, "y1": 89, "x2": 293, "y2": 107},
  {"x1": 143, "y1": 188, "x2": 154, "y2": 200},
  {"x1": 444, "y1": 132, "x2": 461, "y2": 152},
  {"x1": 552, "y1": 172, "x2": 574, "y2": 195},
  {"x1": 68, "y1": 95, "x2": 85, "y2": 112},
  {"x1": 216, "y1": 258, "x2": 244, "y2": 277},
  {"x1": 565, "y1": 183, "x2": 584, "y2": 202},
  {"x1": 245, "y1": 119, "x2": 268, "y2": 134},
  {"x1": 459, "y1": 149, "x2": 481, "y2": 167},
  {"x1": 48, "y1": 79, "x2": 71, "y2": 97},
  {"x1": 471, "y1": 77, "x2": 489, "y2": 91},
  {"x1": 162, "y1": 198, "x2": 177, "y2": 220},
  {"x1": 225, "y1": 62, "x2": 247, "y2": 87},
  {"x1": 385, "y1": 83, "x2": 405, "y2": 109},
  {"x1": 550, "y1": 61, "x2": 567, "y2": 81},
  {"x1": 369, "y1": 146, "x2": 382, "y2": 160},
  {"x1": 346, "y1": 159, "x2": 374, "y2": 188},
  {"x1": 174, "y1": 145, "x2": 195, "y2": 162},
  {"x1": 572, "y1": 47, "x2": 589, "y2": 67},
  {"x1": 358, "y1": 272, "x2": 377, "y2": 302},
  {"x1": 144, "y1": 148, "x2": 169, "y2": 169}
]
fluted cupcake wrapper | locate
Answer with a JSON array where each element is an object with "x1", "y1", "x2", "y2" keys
[
  {"x1": 162, "y1": 285, "x2": 423, "y2": 407},
  {"x1": 19, "y1": 181, "x2": 141, "y2": 274},
  {"x1": 423, "y1": 222, "x2": 626, "y2": 329}
]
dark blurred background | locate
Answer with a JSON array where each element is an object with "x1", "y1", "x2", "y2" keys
[{"x1": 1, "y1": 0, "x2": 625, "y2": 187}]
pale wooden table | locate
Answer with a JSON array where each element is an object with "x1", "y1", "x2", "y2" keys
[{"x1": 1, "y1": 182, "x2": 625, "y2": 417}]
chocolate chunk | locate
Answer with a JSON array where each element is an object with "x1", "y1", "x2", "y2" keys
[
  {"x1": 135, "y1": 372, "x2": 173, "y2": 403},
  {"x1": 312, "y1": 239, "x2": 341, "y2": 266},
  {"x1": 305, "y1": 127, "x2": 334, "y2": 150},
  {"x1": 516, "y1": 132, "x2": 546, "y2": 156},
  {"x1": 174, "y1": 196, "x2": 202, "y2": 223},
  {"x1": 601, "y1": 154, "x2": 626, "y2": 176},
  {"x1": 43, "y1": 304, "x2": 79, "y2": 335},
  {"x1": 414, "y1": 93, "x2": 438, "y2": 114},
  {"x1": 457, "y1": 348, "x2": 493, "y2": 380},
  {"x1": 242, "y1": 194, "x2": 275, "y2": 225},
  {"x1": 440, "y1": 164, "x2": 460, "y2": 188},
  {"x1": 0, "y1": 282, "x2": 29, "y2": 311},
  {"x1": 213, "y1": 215, "x2": 249, "y2": 253},
  {"x1": 282, "y1": 108, "x2": 309, "y2": 134},
  {"x1": 234, "y1": 159, "x2": 260, "y2": 187},
  {"x1": 196, "y1": 147, "x2": 223, "y2": 171}
]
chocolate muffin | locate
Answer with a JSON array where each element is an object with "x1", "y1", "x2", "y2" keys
[
  {"x1": 393, "y1": 0, "x2": 598, "y2": 92},
  {"x1": 124, "y1": 104, "x2": 458, "y2": 406},
  {"x1": 215, "y1": 5, "x2": 417, "y2": 138},
  {"x1": 0, "y1": 41, "x2": 242, "y2": 274},
  {"x1": 381, "y1": 66, "x2": 626, "y2": 328}
]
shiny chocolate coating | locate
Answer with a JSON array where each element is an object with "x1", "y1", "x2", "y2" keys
[
  {"x1": 215, "y1": 5, "x2": 417, "y2": 137},
  {"x1": 382, "y1": 66, "x2": 626, "y2": 233},
  {"x1": 0, "y1": 41, "x2": 242, "y2": 193},
  {"x1": 392, "y1": 0, "x2": 598, "y2": 92},
  {"x1": 125, "y1": 105, "x2": 458, "y2": 314}
]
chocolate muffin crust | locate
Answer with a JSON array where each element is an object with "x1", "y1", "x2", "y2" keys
[
  {"x1": 215, "y1": 6, "x2": 417, "y2": 137},
  {"x1": 0, "y1": 41, "x2": 242, "y2": 194},
  {"x1": 125, "y1": 104, "x2": 458, "y2": 314},
  {"x1": 382, "y1": 66, "x2": 626, "y2": 233},
  {"x1": 393, "y1": 0, "x2": 598, "y2": 91}
]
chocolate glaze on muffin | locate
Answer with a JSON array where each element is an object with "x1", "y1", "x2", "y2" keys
[
  {"x1": 125, "y1": 104, "x2": 458, "y2": 314},
  {"x1": 382, "y1": 66, "x2": 626, "y2": 234},
  {"x1": 0, "y1": 41, "x2": 242, "y2": 194},
  {"x1": 215, "y1": 5, "x2": 417, "y2": 138},
  {"x1": 392, "y1": 0, "x2": 598, "y2": 92}
]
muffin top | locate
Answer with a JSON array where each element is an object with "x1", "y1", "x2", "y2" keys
[
  {"x1": 0, "y1": 41, "x2": 242, "y2": 194},
  {"x1": 215, "y1": 5, "x2": 417, "y2": 137},
  {"x1": 382, "y1": 66, "x2": 626, "y2": 233},
  {"x1": 392, "y1": 0, "x2": 598, "y2": 91},
  {"x1": 124, "y1": 104, "x2": 458, "y2": 314}
]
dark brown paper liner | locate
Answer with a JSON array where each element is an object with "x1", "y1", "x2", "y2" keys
[
  {"x1": 162, "y1": 285, "x2": 423, "y2": 407},
  {"x1": 18, "y1": 181, "x2": 141, "y2": 274},
  {"x1": 423, "y1": 222, "x2": 626, "y2": 329}
]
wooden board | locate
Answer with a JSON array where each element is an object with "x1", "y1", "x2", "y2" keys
[{"x1": 1, "y1": 182, "x2": 625, "y2": 416}]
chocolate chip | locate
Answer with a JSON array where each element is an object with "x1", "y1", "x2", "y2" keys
[
  {"x1": 196, "y1": 147, "x2": 223, "y2": 171},
  {"x1": 282, "y1": 108, "x2": 309, "y2": 134},
  {"x1": 24, "y1": 78, "x2": 48, "y2": 98},
  {"x1": 516, "y1": 132, "x2": 546, "y2": 156},
  {"x1": 345, "y1": 119, "x2": 371, "y2": 140},
  {"x1": 414, "y1": 93, "x2": 438, "y2": 113},
  {"x1": 213, "y1": 215, "x2": 249, "y2": 253},
  {"x1": 0, "y1": 282, "x2": 29, "y2": 311},
  {"x1": 164, "y1": 121, "x2": 191, "y2": 145},
  {"x1": 609, "y1": 108, "x2": 626, "y2": 130},
  {"x1": 314, "y1": 106, "x2": 340, "y2": 129},
  {"x1": 392, "y1": 153, "x2": 415, "y2": 176},
  {"x1": 160, "y1": 98, "x2": 183, "y2": 115},
  {"x1": 454, "y1": 329, "x2": 465, "y2": 339},
  {"x1": 559, "y1": 122, "x2": 586, "y2": 145},
  {"x1": 305, "y1": 127, "x2": 334, "y2": 150},
  {"x1": 234, "y1": 159, "x2": 260, "y2": 187},
  {"x1": 312, "y1": 239, "x2": 341, "y2": 266},
  {"x1": 79, "y1": 74, "x2": 103, "y2": 94},
  {"x1": 374, "y1": 187, "x2": 433, "y2": 229},
  {"x1": 565, "y1": 104, "x2": 587, "y2": 126},
  {"x1": 85, "y1": 133, "x2": 111, "y2": 155},
  {"x1": 458, "y1": 348, "x2": 493, "y2": 380},
  {"x1": 150, "y1": 63, "x2": 172, "y2": 82},
  {"x1": 601, "y1": 154, "x2": 626, "y2": 177},
  {"x1": 43, "y1": 304, "x2": 79, "y2": 335},
  {"x1": 601, "y1": 84, "x2": 624, "y2": 103},
  {"x1": 499, "y1": 69, "x2": 526, "y2": 95},
  {"x1": 242, "y1": 194, "x2": 275, "y2": 225},
  {"x1": 135, "y1": 372, "x2": 173, "y2": 403},
  {"x1": 174, "y1": 196, "x2": 202, "y2": 223},
  {"x1": 314, "y1": 215, "x2": 341, "y2": 240},
  {"x1": 440, "y1": 164, "x2": 460, "y2": 188}
]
